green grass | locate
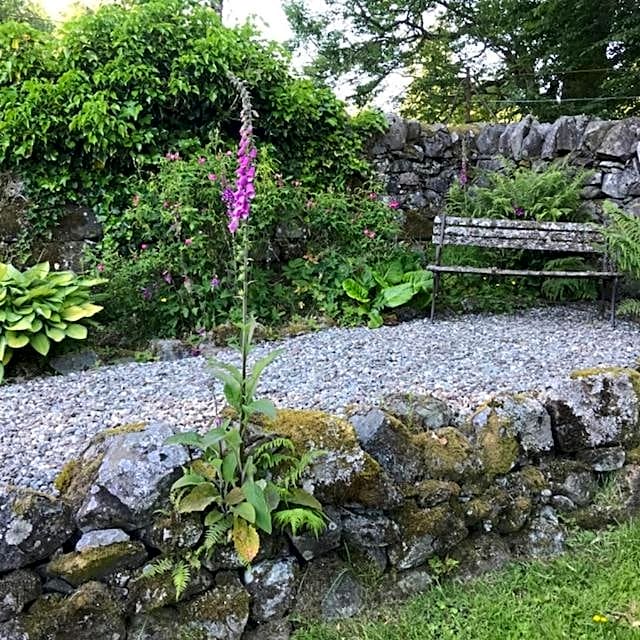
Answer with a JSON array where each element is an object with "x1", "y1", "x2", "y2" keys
[{"x1": 293, "y1": 521, "x2": 640, "y2": 640}]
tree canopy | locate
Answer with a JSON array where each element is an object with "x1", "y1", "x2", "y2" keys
[{"x1": 285, "y1": 0, "x2": 640, "y2": 122}]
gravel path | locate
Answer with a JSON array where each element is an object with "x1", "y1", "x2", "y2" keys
[{"x1": 1, "y1": 304, "x2": 639, "y2": 491}]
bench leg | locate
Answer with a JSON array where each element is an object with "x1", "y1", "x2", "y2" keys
[
  {"x1": 430, "y1": 272, "x2": 440, "y2": 322},
  {"x1": 610, "y1": 276, "x2": 618, "y2": 328}
]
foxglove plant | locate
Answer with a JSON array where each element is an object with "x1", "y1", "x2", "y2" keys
[{"x1": 162, "y1": 74, "x2": 325, "y2": 580}]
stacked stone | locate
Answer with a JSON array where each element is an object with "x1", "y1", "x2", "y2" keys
[
  {"x1": 2, "y1": 367, "x2": 640, "y2": 638},
  {"x1": 370, "y1": 114, "x2": 640, "y2": 240}
]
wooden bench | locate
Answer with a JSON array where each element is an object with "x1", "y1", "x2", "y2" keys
[{"x1": 427, "y1": 215, "x2": 621, "y2": 325}]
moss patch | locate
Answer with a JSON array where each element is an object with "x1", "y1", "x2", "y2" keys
[
  {"x1": 413, "y1": 427, "x2": 477, "y2": 481},
  {"x1": 474, "y1": 408, "x2": 520, "y2": 476},
  {"x1": 46, "y1": 541, "x2": 147, "y2": 587},
  {"x1": 571, "y1": 366, "x2": 640, "y2": 399}
]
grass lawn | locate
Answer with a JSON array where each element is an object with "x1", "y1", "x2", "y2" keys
[{"x1": 293, "y1": 520, "x2": 640, "y2": 640}]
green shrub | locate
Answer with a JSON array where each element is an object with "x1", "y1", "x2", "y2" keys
[
  {"x1": 0, "y1": 262, "x2": 104, "y2": 381},
  {"x1": 446, "y1": 163, "x2": 590, "y2": 222}
]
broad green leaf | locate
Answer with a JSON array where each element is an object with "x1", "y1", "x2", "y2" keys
[
  {"x1": 222, "y1": 452, "x2": 238, "y2": 484},
  {"x1": 202, "y1": 427, "x2": 228, "y2": 449},
  {"x1": 0, "y1": 337, "x2": 5, "y2": 361},
  {"x1": 244, "y1": 398, "x2": 277, "y2": 420},
  {"x1": 6, "y1": 332, "x2": 28, "y2": 348},
  {"x1": 177, "y1": 482, "x2": 218, "y2": 513},
  {"x1": 165, "y1": 432, "x2": 204, "y2": 448},
  {"x1": 342, "y1": 278, "x2": 370, "y2": 303},
  {"x1": 264, "y1": 482, "x2": 281, "y2": 512},
  {"x1": 383, "y1": 260, "x2": 405, "y2": 285},
  {"x1": 29, "y1": 333, "x2": 50, "y2": 356},
  {"x1": 381, "y1": 282, "x2": 414, "y2": 308},
  {"x1": 367, "y1": 309, "x2": 383, "y2": 329},
  {"x1": 61, "y1": 305, "x2": 91, "y2": 321},
  {"x1": 65, "y1": 324, "x2": 88, "y2": 339},
  {"x1": 245, "y1": 349, "x2": 283, "y2": 399},
  {"x1": 232, "y1": 501, "x2": 256, "y2": 524},
  {"x1": 225, "y1": 486, "x2": 245, "y2": 505},
  {"x1": 7, "y1": 313, "x2": 35, "y2": 332},
  {"x1": 45, "y1": 326, "x2": 66, "y2": 342},
  {"x1": 170, "y1": 472, "x2": 206, "y2": 491},
  {"x1": 204, "y1": 510, "x2": 225, "y2": 526},
  {"x1": 243, "y1": 480, "x2": 272, "y2": 534},
  {"x1": 285, "y1": 488, "x2": 323, "y2": 511},
  {"x1": 2, "y1": 347, "x2": 12, "y2": 365}
]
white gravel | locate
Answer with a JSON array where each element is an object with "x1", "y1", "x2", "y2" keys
[{"x1": 1, "y1": 304, "x2": 639, "y2": 491}]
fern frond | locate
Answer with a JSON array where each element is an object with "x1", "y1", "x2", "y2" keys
[
  {"x1": 252, "y1": 436, "x2": 297, "y2": 471},
  {"x1": 273, "y1": 508, "x2": 327, "y2": 537},
  {"x1": 602, "y1": 202, "x2": 640, "y2": 279},
  {"x1": 203, "y1": 521, "x2": 229, "y2": 551},
  {"x1": 141, "y1": 557, "x2": 173, "y2": 579},
  {"x1": 278, "y1": 449, "x2": 324, "y2": 490},
  {"x1": 172, "y1": 560, "x2": 191, "y2": 600},
  {"x1": 619, "y1": 298, "x2": 640, "y2": 320}
]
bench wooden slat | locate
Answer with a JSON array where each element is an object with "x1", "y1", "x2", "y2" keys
[
  {"x1": 435, "y1": 215, "x2": 600, "y2": 233},
  {"x1": 438, "y1": 235, "x2": 599, "y2": 253},
  {"x1": 426, "y1": 265, "x2": 621, "y2": 277},
  {"x1": 441, "y1": 226, "x2": 602, "y2": 243}
]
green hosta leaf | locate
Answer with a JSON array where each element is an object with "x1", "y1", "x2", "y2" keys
[
  {"x1": 284, "y1": 488, "x2": 323, "y2": 511},
  {"x1": 0, "y1": 361, "x2": 3, "y2": 383},
  {"x1": 7, "y1": 314, "x2": 35, "y2": 332},
  {"x1": 177, "y1": 482, "x2": 219, "y2": 513},
  {"x1": 2, "y1": 347, "x2": 12, "y2": 365},
  {"x1": 61, "y1": 304, "x2": 100, "y2": 322},
  {"x1": 45, "y1": 326, "x2": 66, "y2": 342},
  {"x1": 382, "y1": 282, "x2": 414, "y2": 308},
  {"x1": 65, "y1": 324, "x2": 88, "y2": 340},
  {"x1": 244, "y1": 398, "x2": 276, "y2": 420},
  {"x1": 29, "y1": 333, "x2": 50, "y2": 356},
  {"x1": 170, "y1": 472, "x2": 206, "y2": 491},
  {"x1": 0, "y1": 336, "x2": 5, "y2": 361},
  {"x1": 232, "y1": 501, "x2": 256, "y2": 524},
  {"x1": 6, "y1": 331, "x2": 29, "y2": 348},
  {"x1": 342, "y1": 278, "x2": 370, "y2": 303}
]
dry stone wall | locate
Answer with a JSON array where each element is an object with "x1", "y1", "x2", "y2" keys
[
  {"x1": 371, "y1": 114, "x2": 640, "y2": 240},
  {"x1": 2, "y1": 366, "x2": 640, "y2": 639}
]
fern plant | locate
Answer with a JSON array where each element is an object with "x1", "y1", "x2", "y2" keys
[
  {"x1": 602, "y1": 201, "x2": 640, "y2": 279},
  {"x1": 541, "y1": 257, "x2": 598, "y2": 302},
  {"x1": 619, "y1": 299, "x2": 640, "y2": 320}
]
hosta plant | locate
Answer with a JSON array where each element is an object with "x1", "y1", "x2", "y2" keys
[
  {"x1": 342, "y1": 257, "x2": 434, "y2": 328},
  {"x1": 0, "y1": 262, "x2": 104, "y2": 381}
]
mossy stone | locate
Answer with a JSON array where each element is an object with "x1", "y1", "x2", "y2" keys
[
  {"x1": 22, "y1": 581, "x2": 126, "y2": 640},
  {"x1": 407, "y1": 479, "x2": 461, "y2": 508},
  {"x1": 413, "y1": 427, "x2": 479, "y2": 481},
  {"x1": 571, "y1": 366, "x2": 640, "y2": 399},
  {"x1": 46, "y1": 541, "x2": 147, "y2": 587},
  {"x1": 473, "y1": 406, "x2": 520, "y2": 476}
]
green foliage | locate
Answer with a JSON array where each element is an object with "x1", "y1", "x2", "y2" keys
[
  {"x1": 0, "y1": 262, "x2": 104, "y2": 382},
  {"x1": 619, "y1": 299, "x2": 640, "y2": 321},
  {"x1": 342, "y1": 255, "x2": 434, "y2": 328},
  {"x1": 541, "y1": 258, "x2": 598, "y2": 302},
  {"x1": 294, "y1": 518, "x2": 640, "y2": 639},
  {"x1": 286, "y1": 0, "x2": 640, "y2": 122},
  {"x1": 602, "y1": 201, "x2": 640, "y2": 279},
  {"x1": 445, "y1": 164, "x2": 589, "y2": 222}
]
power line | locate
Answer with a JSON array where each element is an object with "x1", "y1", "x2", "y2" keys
[{"x1": 484, "y1": 95, "x2": 640, "y2": 104}]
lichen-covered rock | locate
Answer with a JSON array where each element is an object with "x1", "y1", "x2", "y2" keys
[
  {"x1": 0, "y1": 489, "x2": 75, "y2": 573},
  {"x1": 245, "y1": 558, "x2": 298, "y2": 623},
  {"x1": 596, "y1": 118, "x2": 640, "y2": 160},
  {"x1": 21, "y1": 581, "x2": 126, "y2": 640},
  {"x1": 179, "y1": 583, "x2": 250, "y2": 640},
  {"x1": 471, "y1": 404, "x2": 520, "y2": 475},
  {"x1": 381, "y1": 393, "x2": 452, "y2": 432},
  {"x1": 341, "y1": 510, "x2": 399, "y2": 570},
  {"x1": 0, "y1": 570, "x2": 41, "y2": 622},
  {"x1": 243, "y1": 619, "x2": 292, "y2": 640},
  {"x1": 126, "y1": 565, "x2": 214, "y2": 614},
  {"x1": 450, "y1": 534, "x2": 512, "y2": 582},
  {"x1": 408, "y1": 479, "x2": 461, "y2": 508},
  {"x1": 389, "y1": 504, "x2": 468, "y2": 570},
  {"x1": 75, "y1": 528, "x2": 129, "y2": 551},
  {"x1": 70, "y1": 421, "x2": 189, "y2": 531},
  {"x1": 263, "y1": 409, "x2": 400, "y2": 507},
  {"x1": 413, "y1": 427, "x2": 480, "y2": 482},
  {"x1": 510, "y1": 506, "x2": 565, "y2": 558},
  {"x1": 0, "y1": 618, "x2": 29, "y2": 640},
  {"x1": 349, "y1": 408, "x2": 423, "y2": 484},
  {"x1": 292, "y1": 556, "x2": 364, "y2": 622},
  {"x1": 46, "y1": 541, "x2": 147, "y2": 587},
  {"x1": 545, "y1": 368, "x2": 640, "y2": 452},
  {"x1": 577, "y1": 447, "x2": 626, "y2": 472},
  {"x1": 142, "y1": 512, "x2": 203, "y2": 554},
  {"x1": 554, "y1": 469, "x2": 596, "y2": 507}
]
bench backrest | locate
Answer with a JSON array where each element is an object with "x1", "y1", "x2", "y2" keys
[{"x1": 432, "y1": 216, "x2": 604, "y2": 253}]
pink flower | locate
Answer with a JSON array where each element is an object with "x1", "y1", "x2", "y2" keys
[
  {"x1": 162, "y1": 270, "x2": 173, "y2": 284},
  {"x1": 363, "y1": 228, "x2": 376, "y2": 239},
  {"x1": 368, "y1": 192, "x2": 378, "y2": 200},
  {"x1": 388, "y1": 199, "x2": 400, "y2": 209},
  {"x1": 163, "y1": 201, "x2": 170, "y2": 209},
  {"x1": 293, "y1": 179, "x2": 301, "y2": 187},
  {"x1": 226, "y1": 150, "x2": 233, "y2": 157},
  {"x1": 184, "y1": 238, "x2": 193, "y2": 246},
  {"x1": 210, "y1": 276, "x2": 220, "y2": 289},
  {"x1": 132, "y1": 194, "x2": 140, "y2": 207},
  {"x1": 140, "y1": 243, "x2": 148, "y2": 250},
  {"x1": 96, "y1": 263, "x2": 105, "y2": 272},
  {"x1": 207, "y1": 173, "x2": 217, "y2": 182},
  {"x1": 306, "y1": 199, "x2": 315, "y2": 209},
  {"x1": 197, "y1": 156, "x2": 206, "y2": 165},
  {"x1": 165, "y1": 151, "x2": 180, "y2": 161}
]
